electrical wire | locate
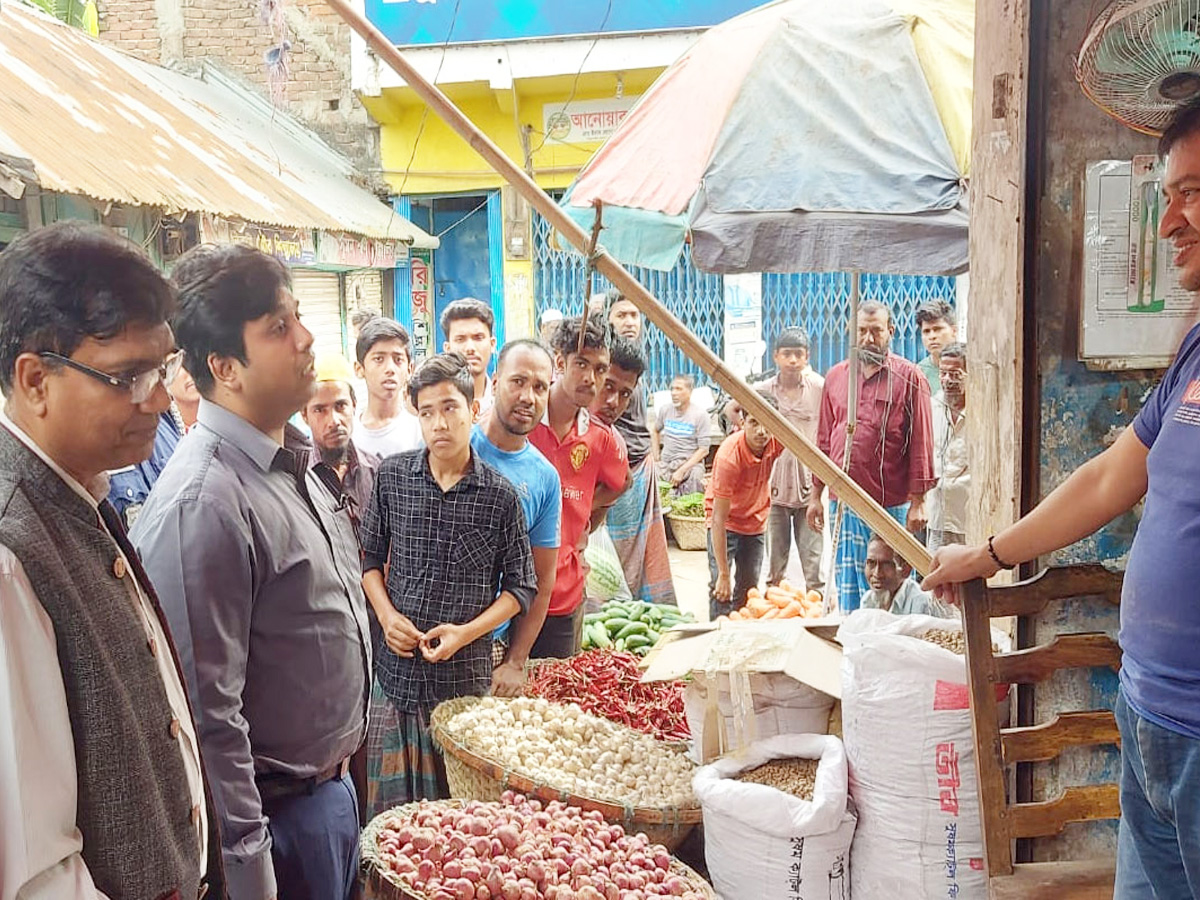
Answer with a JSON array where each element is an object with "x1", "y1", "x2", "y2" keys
[
  {"x1": 393, "y1": 0, "x2": 464, "y2": 200},
  {"x1": 524, "y1": 0, "x2": 615, "y2": 160},
  {"x1": 433, "y1": 194, "x2": 491, "y2": 239}
]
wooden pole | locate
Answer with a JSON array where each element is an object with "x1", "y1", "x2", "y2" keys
[{"x1": 329, "y1": 0, "x2": 932, "y2": 575}]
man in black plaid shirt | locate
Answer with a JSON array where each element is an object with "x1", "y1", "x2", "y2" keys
[{"x1": 360, "y1": 353, "x2": 536, "y2": 814}]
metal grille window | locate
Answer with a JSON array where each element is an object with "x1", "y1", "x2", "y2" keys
[
  {"x1": 533, "y1": 207, "x2": 957, "y2": 390},
  {"x1": 761, "y1": 273, "x2": 958, "y2": 375},
  {"x1": 532, "y1": 210, "x2": 724, "y2": 394}
]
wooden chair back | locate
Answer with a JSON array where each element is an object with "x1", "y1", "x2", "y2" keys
[{"x1": 960, "y1": 564, "x2": 1122, "y2": 898}]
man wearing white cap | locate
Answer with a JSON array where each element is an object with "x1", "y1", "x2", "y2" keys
[
  {"x1": 539, "y1": 308, "x2": 564, "y2": 344},
  {"x1": 302, "y1": 355, "x2": 381, "y2": 543}
]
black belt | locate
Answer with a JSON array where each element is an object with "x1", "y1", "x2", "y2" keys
[{"x1": 256, "y1": 757, "x2": 351, "y2": 803}]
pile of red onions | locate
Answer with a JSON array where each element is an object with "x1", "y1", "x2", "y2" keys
[
  {"x1": 525, "y1": 651, "x2": 689, "y2": 743},
  {"x1": 372, "y1": 791, "x2": 706, "y2": 900}
]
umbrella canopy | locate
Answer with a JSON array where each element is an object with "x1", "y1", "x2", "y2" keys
[{"x1": 562, "y1": 0, "x2": 973, "y2": 275}]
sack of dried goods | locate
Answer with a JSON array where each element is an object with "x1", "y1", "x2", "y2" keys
[
  {"x1": 836, "y1": 610, "x2": 1011, "y2": 900},
  {"x1": 692, "y1": 734, "x2": 855, "y2": 900},
  {"x1": 362, "y1": 792, "x2": 715, "y2": 900}
]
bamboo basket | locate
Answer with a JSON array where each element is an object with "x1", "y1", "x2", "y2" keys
[
  {"x1": 666, "y1": 512, "x2": 707, "y2": 551},
  {"x1": 360, "y1": 799, "x2": 714, "y2": 900},
  {"x1": 429, "y1": 697, "x2": 702, "y2": 850}
]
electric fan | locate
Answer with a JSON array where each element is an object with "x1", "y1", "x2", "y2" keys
[{"x1": 1077, "y1": 0, "x2": 1200, "y2": 135}]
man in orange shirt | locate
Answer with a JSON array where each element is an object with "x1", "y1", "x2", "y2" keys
[{"x1": 704, "y1": 400, "x2": 784, "y2": 620}]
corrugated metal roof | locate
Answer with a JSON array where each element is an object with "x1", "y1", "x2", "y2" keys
[{"x1": 0, "y1": 2, "x2": 436, "y2": 247}]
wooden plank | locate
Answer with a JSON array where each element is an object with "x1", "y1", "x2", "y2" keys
[
  {"x1": 1001, "y1": 711, "x2": 1120, "y2": 764},
  {"x1": 961, "y1": 578, "x2": 1014, "y2": 876},
  {"x1": 1009, "y1": 784, "x2": 1121, "y2": 838},
  {"x1": 318, "y1": 0, "x2": 932, "y2": 575},
  {"x1": 994, "y1": 633, "x2": 1122, "y2": 684},
  {"x1": 987, "y1": 565, "x2": 1123, "y2": 618},
  {"x1": 966, "y1": 0, "x2": 1029, "y2": 550},
  {"x1": 989, "y1": 859, "x2": 1116, "y2": 900}
]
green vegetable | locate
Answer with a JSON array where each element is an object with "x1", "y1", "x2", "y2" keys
[
  {"x1": 603, "y1": 617, "x2": 631, "y2": 634},
  {"x1": 614, "y1": 621, "x2": 649, "y2": 641},
  {"x1": 670, "y1": 491, "x2": 705, "y2": 518},
  {"x1": 624, "y1": 634, "x2": 653, "y2": 651},
  {"x1": 615, "y1": 637, "x2": 627, "y2": 652}
]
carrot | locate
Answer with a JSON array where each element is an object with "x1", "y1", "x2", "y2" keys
[
  {"x1": 760, "y1": 607, "x2": 781, "y2": 619},
  {"x1": 806, "y1": 590, "x2": 823, "y2": 606},
  {"x1": 728, "y1": 609, "x2": 743, "y2": 621},
  {"x1": 765, "y1": 586, "x2": 793, "y2": 609},
  {"x1": 781, "y1": 600, "x2": 806, "y2": 619}
]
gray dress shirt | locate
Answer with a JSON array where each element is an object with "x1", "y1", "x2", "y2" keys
[{"x1": 131, "y1": 399, "x2": 371, "y2": 900}]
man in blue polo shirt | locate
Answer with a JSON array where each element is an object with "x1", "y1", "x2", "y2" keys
[
  {"x1": 923, "y1": 97, "x2": 1200, "y2": 898},
  {"x1": 471, "y1": 339, "x2": 561, "y2": 695}
]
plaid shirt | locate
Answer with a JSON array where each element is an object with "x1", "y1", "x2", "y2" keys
[{"x1": 361, "y1": 449, "x2": 536, "y2": 711}]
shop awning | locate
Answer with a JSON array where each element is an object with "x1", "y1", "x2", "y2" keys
[{"x1": 0, "y1": 2, "x2": 437, "y2": 248}]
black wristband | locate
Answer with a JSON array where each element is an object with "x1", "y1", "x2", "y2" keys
[{"x1": 987, "y1": 535, "x2": 1015, "y2": 570}]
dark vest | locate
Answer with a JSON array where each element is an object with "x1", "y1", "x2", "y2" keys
[{"x1": 0, "y1": 427, "x2": 223, "y2": 899}]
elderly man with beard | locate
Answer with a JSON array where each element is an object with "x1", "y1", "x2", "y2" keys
[
  {"x1": 598, "y1": 293, "x2": 677, "y2": 605},
  {"x1": 530, "y1": 315, "x2": 628, "y2": 657},
  {"x1": 806, "y1": 300, "x2": 935, "y2": 611},
  {"x1": 471, "y1": 340, "x2": 562, "y2": 695}
]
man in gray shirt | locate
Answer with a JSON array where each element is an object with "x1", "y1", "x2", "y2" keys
[
  {"x1": 653, "y1": 374, "x2": 711, "y2": 496},
  {"x1": 132, "y1": 244, "x2": 371, "y2": 900}
]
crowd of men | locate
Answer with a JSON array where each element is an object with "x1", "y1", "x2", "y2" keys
[
  {"x1": 699, "y1": 297, "x2": 968, "y2": 619},
  {"x1": 0, "y1": 220, "x2": 970, "y2": 900}
]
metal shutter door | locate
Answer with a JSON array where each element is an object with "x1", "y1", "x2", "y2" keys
[{"x1": 292, "y1": 269, "x2": 344, "y2": 364}]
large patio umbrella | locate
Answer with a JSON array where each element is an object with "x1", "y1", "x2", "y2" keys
[{"x1": 561, "y1": 0, "x2": 973, "y2": 277}]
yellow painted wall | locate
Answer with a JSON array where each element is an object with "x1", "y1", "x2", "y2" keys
[
  {"x1": 372, "y1": 68, "x2": 666, "y2": 196},
  {"x1": 368, "y1": 68, "x2": 665, "y2": 341}
]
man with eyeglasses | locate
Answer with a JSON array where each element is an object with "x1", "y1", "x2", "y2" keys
[
  {"x1": 0, "y1": 223, "x2": 223, "y2": 900},
  {"x1": 131, "y1": 243, "x2": 370, "y2": 900},
  {"x1": 101, "y1": 348, "x2": 190, "y2": 529}
]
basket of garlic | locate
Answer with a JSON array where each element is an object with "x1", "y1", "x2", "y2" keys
[
  {"x1": 361, "y1": 794, "x2": 715, "y2": 900},
  {"x1": 430, "y1": 696, "x2": 702, "y2": 850}
]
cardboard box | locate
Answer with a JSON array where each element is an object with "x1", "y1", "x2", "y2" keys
[{"x1": 641, "y1": 619, "x2": 844, "y2": 763}]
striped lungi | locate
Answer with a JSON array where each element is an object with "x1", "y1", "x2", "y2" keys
[
  {"x1": 830, "y1": 500, "x2": 909, "y2": 613},
  {"x1": 606, "y1": 456, "x2": 677, "y2": 605},
  {"x1": 365, "y1": 682, "x2": 449, "y2": 818}
]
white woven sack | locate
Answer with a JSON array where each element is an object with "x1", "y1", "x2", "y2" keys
[
  {"x1": 693, "y1": 734, "x2": 856, "y2": 900},
  {"x1": 837, "y1": 609, "x2": 1011, "y2": 900}
]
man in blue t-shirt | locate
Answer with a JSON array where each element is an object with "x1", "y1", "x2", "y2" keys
[
  {"x1": 471, "y1": 339, "x2": 561, "y2": 696},
  {"x1": 923, "y1": 98, "x2": 1200, "y2": 898}
]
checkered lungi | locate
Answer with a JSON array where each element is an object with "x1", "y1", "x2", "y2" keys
[
  {"x1": 365, "y1": 681, "x2": 448, "y2": 818},
  {"x1": 830, "y1": 500, "x2": 909, "y2": 613}
]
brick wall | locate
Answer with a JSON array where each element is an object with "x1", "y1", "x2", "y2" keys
[{"x1": 99, "y1": 0, "x2": 382, "y2": 184}]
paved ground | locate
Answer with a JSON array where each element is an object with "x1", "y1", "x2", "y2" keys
[{"x1": 668, "y1": 545, "x2": 712, "y2": 622}]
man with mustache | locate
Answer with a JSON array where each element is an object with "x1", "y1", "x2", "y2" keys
[
  {"x1": 806, "y1": 299, "x2": 935, "y2": 610},
  {"x1": 302, "y1": 354, "x2": 381, "y2": 542},
  {"x1": 530, "y1": 315, "x2": 628, "y2": 657},
  {"x1": 132, "y1": 245, "x2": 372, "y2": 900}
]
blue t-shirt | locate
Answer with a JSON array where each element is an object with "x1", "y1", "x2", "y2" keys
[
  {"x1": 1123, "y1": 323, "x2": 1200, "y2": 739},
  {"x1": 471, "y1": 426, "x2": 562, "y2": 641}
]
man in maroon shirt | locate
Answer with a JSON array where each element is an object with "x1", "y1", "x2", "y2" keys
[{"x1": 806, "y1": 300, "x2": 935, "y2": 610}]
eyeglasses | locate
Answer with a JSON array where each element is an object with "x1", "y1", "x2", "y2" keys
[{"x1": 39, "y1": 349, "x2": 185, "y2": 404}]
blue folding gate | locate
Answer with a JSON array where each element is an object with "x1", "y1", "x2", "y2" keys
[{"x1": 532, "y1": 210, "x2": 958, "y2": 391}]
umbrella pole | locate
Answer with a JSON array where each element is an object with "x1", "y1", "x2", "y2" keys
[
  {"x1": 323, "y1": 0, "x2": 930, "y2": 575},
  {"x1": 828, "y1": 272, "x2": 860, "y2": 612}
]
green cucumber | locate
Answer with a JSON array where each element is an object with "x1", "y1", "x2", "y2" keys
[
  {"x1": 603, "y1": 617, "x2": 631, "y2": 634},
  {"x1": 614, "y1": 621, "x2": 650, "y2": 641},
  {"x1": 614, "y1": 637, "x2": 626, "y2": 652},
  {"x1": 624, "y1": 634, "x2": 653, "y2": 650}
]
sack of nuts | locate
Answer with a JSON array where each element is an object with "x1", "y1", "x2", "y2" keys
[{"x1": 692, "y1": 734, "x2": 855, "y2": 900}]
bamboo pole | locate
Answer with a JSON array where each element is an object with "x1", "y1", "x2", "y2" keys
[{"x1": 328, "y1": 0, "x2": 932, "y2": 575}]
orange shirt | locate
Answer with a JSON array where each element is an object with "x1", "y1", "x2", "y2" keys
[{"x1": 704, "y1": 431, "x2": 784, "y2": 535}]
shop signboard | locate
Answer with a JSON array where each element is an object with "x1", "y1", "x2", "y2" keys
[
  {"x1": 542, "y1": 96, "x2": 640, "y2": 145},
  {"x1": 199, "y1": 214, "x2": 316, "y2": 265},
  {"x1": 410, "y1": 248, "x2": 433, "y2": 359},
  {"x1": 317, "y1": 231, "x2": 407, "y2": 269}
]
